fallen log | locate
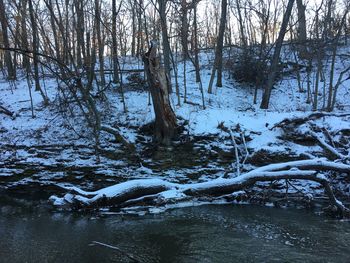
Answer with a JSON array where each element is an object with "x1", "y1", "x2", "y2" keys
[
  {"x1": 0, "y1": 105, "x2": 14, "y2": 117},
  {"x1": 308, "y1": 130, "x2": 347, "y2": 160},
  {"x1": 270, "y1": 112, "x2": 350, "y2": 130},
  {"x1": 100, "y1": 125, "x2": 135, "y2": 151},
  {"x1": 50, "y1": 158, "x2": 350, "y2": 217}
]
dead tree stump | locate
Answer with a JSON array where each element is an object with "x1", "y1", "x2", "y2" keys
[{"x1": 143, "y1": 41, "x2": 177, "y2": 145}]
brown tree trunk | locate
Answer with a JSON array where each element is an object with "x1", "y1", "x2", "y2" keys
[
  {"x1": 94, "y1": 0, "x2": 105, "y2": 86},
  {"x1": 143, "y1": 41, "x2": 177, "y2": 145},
  {"x1": 158, "y1": 0, "x2": 172, "y2": 93},
  {"x1": 28, "y1": 0, "x2": 48, "y2": 105},
  {"x1": 193, "y1": 1, "x2": 201, "y2": 83},
  {"x1": 260, "y1": 0, "x2": 295, "y2": 109},
  {"x1": 112, "y1": 0, "x2": 120, "y2": 83},
  {"x1": 28, "y1": 0, "x2": 40, "y2": 90},
  {"x1": 0, "y1": 0, "x2": 16, "y2": 80},
  {"x1": 207, "y1": 0, "x2": 228, "y2": 93},
  {"x1": 296, "y1": 0, "x2": 307, "y2": 58},
  {"x1": 131, "y1": 5, "x2": 136, "y2": 57},
  {"x1": 180, "y1": 0, "x2": 189, "y2": 60},
  {"x1": 20, "y1": 0, "x2": 30, "y2": 72}
]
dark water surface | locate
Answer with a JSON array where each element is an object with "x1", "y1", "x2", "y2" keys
[{"x1": 0, "y1": 204, "x2": 349, "y2": 263}]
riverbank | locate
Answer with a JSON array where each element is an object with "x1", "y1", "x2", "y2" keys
[{"x1": 1, "y1": 52, "x2": 350, "y2": 215}]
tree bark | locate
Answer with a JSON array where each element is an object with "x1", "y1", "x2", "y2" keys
[
  {"x1": 143, "y1": 41, "x2": 177, "y2": 145},
  {"x1": 193, "y1": 1, "x2": 201, "y2": 83},
  {"x1": 20, "y1": 0, "x2": 30, "y2": 72},
  {"x1": 296, "y1": 0, "x2": 307, "y2": 58},
  {"x1": 260, "y1": 0, "x2": 295, "y2": 109},
  {"x1": 28, "y1": 0, "x2": 48, "y2": 105},
  {"x1": 180, "y1": 0, "x2": 189, "y2": 60},
  {"x1": 112, "y1": 0, "x2": 120, "y2": 83},
  {"x1": 158, "y1": 0, "x2": 172, "y2": 93},
  {"x1": 0, "y1": 0, "x2": 16, "y2": 80},
  {"x1": 208, "y1": 0, "x2": 227, "y2": 93},
  {"x1": 95, "y1": 0, "x2": 105, "y2": 86}
]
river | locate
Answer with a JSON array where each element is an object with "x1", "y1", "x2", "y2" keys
[{"x1": 0, "y1": 202, "x2": 349, "y2": 263}]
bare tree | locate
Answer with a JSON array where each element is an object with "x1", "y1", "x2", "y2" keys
[
  {"x1": 260, "y1": 0, "x2": 295, "y2": 109},
  {"x1": 94, "y1": 0, "x2": 106, "y2": 86},
  {"x1": 157, "y1": 0, "x2": 172, "y2": 93},
  {"x1": 28, "y1": 0, "x2": 48, "y2": 104},
  {"x1": 208, "y1": 0, "x2": 228, "y2": 93},
  {"x1": 143, "y1": 41, "x2": 177, "y2": 145},
  {"x1": 296, "y1": 0, "x2": 307, "y2": 58},
  {"x1": 0, "y1": 0, "x2": 16, "y2": 79}
]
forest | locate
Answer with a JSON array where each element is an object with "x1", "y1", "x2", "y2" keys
[{"x1": 0, "y1": 0, "x2": 350, "y2": 261}]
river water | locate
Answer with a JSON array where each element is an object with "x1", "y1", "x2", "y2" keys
[{"x1": 0, "y1": 203, "x2": 349, "y2": 263}]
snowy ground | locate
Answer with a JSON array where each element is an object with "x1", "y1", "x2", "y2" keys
[{"x1": 0, "y1": 47, "x2": 349, "y2": 207}]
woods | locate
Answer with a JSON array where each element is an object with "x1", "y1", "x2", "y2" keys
[
  {"x1": 0, "y1": 0, "x2": 349, "y2": 110},
  {"x1": 0, "y1": 0, "x2": 350, "y2": 220}
]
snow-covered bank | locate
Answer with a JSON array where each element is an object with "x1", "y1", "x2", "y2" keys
[{"x1": 1, "y1": 49, "x2": 350, "y2": 215}]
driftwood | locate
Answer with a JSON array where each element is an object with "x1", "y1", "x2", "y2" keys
[
  {"x1": 143, "y1": 41, "x2": 177, "y2": 145},
  {"x1": 50, "y1": 158, "x2": 350, "y2": 217}
]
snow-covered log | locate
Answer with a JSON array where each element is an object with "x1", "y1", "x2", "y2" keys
[
  {"x1": 100, "y1": 125, "x2": 135, "y2": 151},
  {"x1": 0, "y1": 105, "x2": 14, "y2": 117},
  {"x1": 270, "y1": 112, "x2": 350, "y2": 130},
  {"x1": 50, "y1": 159, "x2": 350, "y2": 216},
  {"x1": 308, "y1": 130, "x2": 347, "y2": 160},
  {"x1": 50, "y1": 179, "x2": 176, "y2": 208}
]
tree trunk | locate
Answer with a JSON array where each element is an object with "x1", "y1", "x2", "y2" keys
[
  {"x1": 207, "y1": 0, "x2": 227, "y2": 93},
  {"x1": 158, "y1": 0, "x2": 172, "y2": 93},
  {"x1": 0, "y1": 0, "x2": 16, "y2": 80},
  {"x1": 95, "y1": 0, "x2": 105, "y2": 86},
  {"x1": 20, "y1": 0, "x2": 30, "y2": 72},
  {"x1": 296, "y1": 0, "x2": 307, "y2": 58},
  {"x1": 236, "y1": 0, "x2": 247, "y2": 48},
  {"x1": 28, "y1": 0, "x2": 48, "y2": 104},
  {"x1": 112, "y1": 0, "x2": 120, "y2": 83},
  {"x1": 48, "y1": 0, "x2": 61, "y2": 62},
  {"x1": 180, "y1": 0, "x2": 189, "y2": 60},
  {"x1": 28, "y1": 0, "x2": 40, "y2": 91},
  {"x1": 136, "y1": 0, "x2": 144, "y2": 57},
  {"x1": 143, "y1": 41, "x2": 177, "y2": 145},
  {"x1": 193, "y1": 1, "x2": 201, "y2": 83},
  {"x1": 260, "y1": 0, "x2": 295, "y2": 109}
]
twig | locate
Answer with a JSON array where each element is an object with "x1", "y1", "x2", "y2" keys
[
  {"x1": 241, "y1": 130, "x2": 250, "y2": 166},
  {"x1": 229, "y1": 128, "x2": 240, "y2": 176}
]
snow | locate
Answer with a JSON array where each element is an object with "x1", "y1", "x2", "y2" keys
[
  {"x1": 48, "y1": 157, "x2": 350, "y2": 213},
  {"x1": 1, "y1": 46, "x2": 350, "y2": 213}
]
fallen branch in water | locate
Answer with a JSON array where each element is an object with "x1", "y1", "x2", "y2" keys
[
  {"x1": 89, "y1": 241, "x2": 141, "y2": 263},
  {"x1": 49, "y1": 158, "x2": 350, "y2": 217}
]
